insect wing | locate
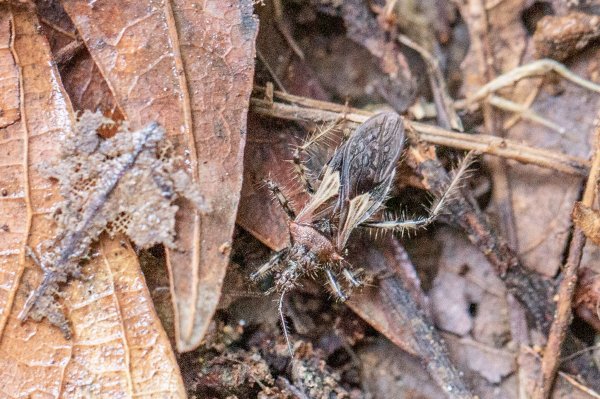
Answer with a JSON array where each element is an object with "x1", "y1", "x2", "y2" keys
[
  {"x1": 295, "y1": 166, "x2": 340, "y2": 223},
  {"x1": 336, "y1": 112, "x2": 404, "y2": 248}
]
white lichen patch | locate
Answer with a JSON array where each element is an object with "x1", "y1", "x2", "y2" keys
[{"x1": 20, "y1": 111, "x2": 207, "y2": 337}]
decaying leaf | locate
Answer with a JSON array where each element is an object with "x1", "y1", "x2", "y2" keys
[
  {"x1": 573, "y1": 202, "x2": 600, "y2": 246},
  {"x1": 62, "y1": 0, "x2": 258, "y2": 352},
  {"x1": 0, "y1": 3, "x2": 185, "y2": 397}
]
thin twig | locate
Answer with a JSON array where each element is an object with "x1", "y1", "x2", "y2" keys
[
  {"x1": 535, "y1": 113, "x2": 600, "y2": 399},
  {"x1": 54, "y1": 40, "x2": 85, "y2": 66},
  {"x1": 487, "y1": 95, "x2": 567, "y2": 136},
  {"x1": 250, "y1": 90, "x2": 590, "y2": 176},
  {"x1": 272, "y1": 0, "x2": 305, "y2": 60},
  {"x1": 397, "y1": 33, "x2": 463, "y2": 131},
  {"x1": 455, "y1": 59, "x2": 600, "y2": 109},
  {"x1": 558, "y1": 372, "x2": 600, "y2": 398}
]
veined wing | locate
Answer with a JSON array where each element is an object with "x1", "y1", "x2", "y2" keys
[{"x1": 335, "y1": 112, "x2": 405, "y2": 249}]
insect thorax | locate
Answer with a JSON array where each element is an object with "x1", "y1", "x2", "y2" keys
[{"x1": 288, "y1": 221, "x2": 342, "y2": 264}]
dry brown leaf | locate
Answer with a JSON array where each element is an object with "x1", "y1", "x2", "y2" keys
[
  {"x1": 345, "y1": 234, "x2": 432, "y2": 357},
  {"x1": 34, "y1": 0, "x2": 123, "y2": 121},
  {"x1": 0, "y1": 3, "x2": 184, "y2": 397},
  {"x1": 62, "y1": 0, "x2": 258, "y2": 351},
  {"x1": 238, "y1": 115, "x2": 311, "y2": 251}
]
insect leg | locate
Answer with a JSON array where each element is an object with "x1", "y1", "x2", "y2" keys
[
  {"x1": 364, "y1": 151, "x2": 475, "y2": 234},
  {"x1": 326, "y1": 269, "x2": 348, "y2": 302},
  {"x1": 290, "y1": 117, "x2": 347, "y2": 195},
  {"x1": 265, "y1": 179, "x2": 296, "y2": 219},
  {"x1": 342, "y1": 268, "x2": 362, "y2": 288},
  {"x1": 290, "y1": 147, "x2": 315, "y2": 194},
  {"x1": 250, "y1": 251, "x2": 284, "y2": 281}
]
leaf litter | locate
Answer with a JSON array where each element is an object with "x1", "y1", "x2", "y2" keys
[{"x1": 6, "y1": 0, "x2": 600, "y2": 398}]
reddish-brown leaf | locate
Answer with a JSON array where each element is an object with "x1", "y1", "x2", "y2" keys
[
  {"x1": 62, "y1": 0, "x2": 258, "y2": 351},
  {"x1": 238, "y1": 115, "x2": 311, "y2": 251}
]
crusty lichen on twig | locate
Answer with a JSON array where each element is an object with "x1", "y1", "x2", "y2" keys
[{"x1": 19, "y1": 111, "x2": 207, "y2": 337}]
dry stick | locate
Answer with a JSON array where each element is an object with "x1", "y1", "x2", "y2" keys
[
  {"x1": 502, "y1": 80, "x2": 542, "y2": 130},
  {"x1": 250, "y1": 93, "x2": 589, "y2": 176},
  {"x1": 534, "y1": 116, "x2": 600, "y2": 399},
  {"x1": 488, "y1": 95, "x2": 567, "y2": 136},
  {"x1": 456, "y1": 59, "x2": 600, "y2": 109}
]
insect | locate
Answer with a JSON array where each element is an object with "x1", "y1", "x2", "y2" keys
[{"x1": 251, "y1": 112, "x2": 469, "y2": 354}]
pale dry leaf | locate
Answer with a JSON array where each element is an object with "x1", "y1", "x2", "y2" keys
[
  {"x1": 62, "y1": 0, "x2": 259, "y2": 352},
  {"x1": 0, "y1": 3, "x2": 185, "y2": 397},
  {"x1": 451, "y1": 337, "x2": 515, "y2": 384},
  {"x1": 358, "y1": 338, "x2": 448, "y2": 399}
]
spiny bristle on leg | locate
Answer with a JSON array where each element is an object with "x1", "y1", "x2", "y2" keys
[
  {"x1": 429, "y1": 150, "x2": 476, "y2": 218},
  {"x1": 362, "y1": 151, "x2": 476, "y2": 233},
  {"x1": 326, "y1": 269, "x2": 348, "y2": 302},
  {"x1": 264, "y1": 179, "x2": 296, "y2": 219},
  {"x1": 250, "y1": 251, "x2": 284, "y2": 281},
  {"x1": 301, "y1": 119, "x2": 343, "y2": 151}
]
